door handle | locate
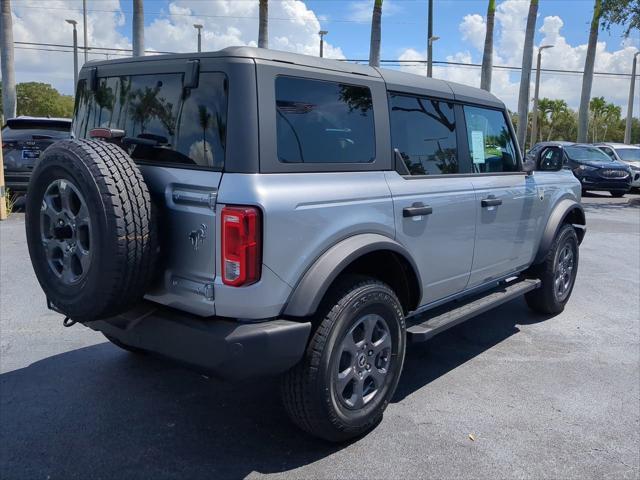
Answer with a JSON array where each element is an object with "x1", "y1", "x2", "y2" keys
[
  {"x1": 403, "y1": 203, "x2": 433, "y2": 217},
  {"x1": 481, "y1": 197, "x2": 502, "y2": 207}
]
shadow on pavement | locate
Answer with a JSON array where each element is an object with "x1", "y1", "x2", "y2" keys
[{"x1": 0, "y1": 298, "x2": 552, "y2": 479}]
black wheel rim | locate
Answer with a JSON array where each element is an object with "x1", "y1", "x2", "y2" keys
[
  {"x1": 39, "y1": 179, "x2": 93, "y2": 285},
  {"x1": 334, "y1": 313, "x2": 392, "y2": 410},
  {"x1": 554, "y1": 242, "x2": 575, "y2": 302}
]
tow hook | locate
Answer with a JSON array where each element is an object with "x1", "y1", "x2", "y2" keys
[{"x1": 63, "y1": 316, "x2": 77, "y2": 328}]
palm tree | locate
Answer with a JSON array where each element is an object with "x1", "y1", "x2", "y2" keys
[
  {"x1": 258, "y1": 0, "x2": 268, "y2": 49},
  {"x1": 369, "y1": 0, "x2": 383, "y2": 67},
  {"x1": 577, "y1": 0, "x2": 601, "y2": 143},
  {"x1": 1, "y1": 0, "x2": 16, "y2": 120},
  {"x1": 516, "y1": 0, "x2": 538, "y2": 152},
  {"x1": 480, "y1": 0, "x2": 496, "y2": 92},
  {"x1": 132, "y1": 0, "x2": 144, "y2": 56}
]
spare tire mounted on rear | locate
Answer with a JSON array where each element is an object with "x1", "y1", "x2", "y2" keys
[{"x1": 25, "y1": 139, "x2": 157, "y2": 322}]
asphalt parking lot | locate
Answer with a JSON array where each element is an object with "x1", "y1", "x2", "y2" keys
[{"x1": 1, "y1": 192, "x2": 639, "y2": 479}]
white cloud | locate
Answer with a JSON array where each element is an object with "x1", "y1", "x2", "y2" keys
[
  {"x1": 397, "y1": 0, "x2": 639, "y2": 116},
  {"x1": 347, "y1": 1, "x2": 402, "y2": 23},
  {"x1": 459, "y1": 14, "x2": 486, "y2": 52},
  {"x1": 8, "y1": 0, "x2": 344, "y2": 96},
  {"x1": 10, "y1": 0, "x2": 130, "y2": 94},
  {"x1": 145, "y1": 0, "x2": 344, "y2": 59}
]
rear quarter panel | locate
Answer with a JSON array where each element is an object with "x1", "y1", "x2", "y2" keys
[{"x1": 214, "y1": 172, "x2": 395, "y2": 318}]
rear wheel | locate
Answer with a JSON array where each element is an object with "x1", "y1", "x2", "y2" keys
[
  {"x1": 281, "y1": 276, "x2": 406, "y2": 442},
  {"x1": 610, "y1": 191, "x2": 626, "y2": 198},
  {"x1": 526, "y1": 224, "x2": 579, "y2": 314}
]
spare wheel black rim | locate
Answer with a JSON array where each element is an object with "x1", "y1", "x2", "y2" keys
[
  {"x1": 334, "y1": 313, "x2": 392, "y2": 410},
  {"x1": 39, "y1": 179, "x2": 93, "y2": 285}
]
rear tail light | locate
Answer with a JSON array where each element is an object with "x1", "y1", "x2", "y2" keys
[{"x1": 221, "y1": 206, "x2": 261, "y2": 286}]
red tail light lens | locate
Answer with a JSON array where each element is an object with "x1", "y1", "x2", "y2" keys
[{"x1": 221, "y1": 206, "x2": 261, "y2": 286}]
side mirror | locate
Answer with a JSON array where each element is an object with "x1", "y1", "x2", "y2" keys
[
  {"x1": 523, "y1": 158, "x2": 536, "y2": 175},
  {"x1": 536, "y1": 146, "x2": 564, "y2": 172}
]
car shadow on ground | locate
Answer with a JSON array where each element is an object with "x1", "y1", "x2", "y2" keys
[{"x1": 0, "y1": 298, "x2": 553, "y2": 479}]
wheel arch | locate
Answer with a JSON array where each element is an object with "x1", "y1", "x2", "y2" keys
[
  {"x1": 533, "y1": 198, "x2": 586, "y2": 265},
  {"x1": 283, "y1": 234, "x2": 421, "y2": 318}
]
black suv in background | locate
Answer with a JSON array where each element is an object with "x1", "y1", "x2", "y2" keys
[
  {"x1": 528, "y1": 142, "x2": 632, "y2": 197},
  {"x1": 2, "y1": 117, "x2": 71, "y2": 192}
]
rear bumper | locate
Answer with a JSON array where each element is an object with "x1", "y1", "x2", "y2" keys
[
  {"x1": 87, "y1": 302, "x2": 311, "y2": 381},
  {"x1": 3, "y1": 170, "x2": 31, "y2": 191}
]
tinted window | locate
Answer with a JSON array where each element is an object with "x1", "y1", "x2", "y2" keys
[
  {"x1": 464, "y1": 106, "x2": 518, "y2": 173},
  {"x1": 565, "y1": 146, "x2": 612, "y2": 163},
  {"x1": 1, "y1": 127, "x2": 69, "y2": 140},
  {"x1": 275, "y1": 76, "x2": 375, "y2": 163},
  {"x1": 599, "y1": 146, "x2": 617, "y2": 160},
  {"x1": 389, "y1": 94, "x2": 457, "y2": 175},
  {"x1": 73, "y1": 72, "x2": 227, "y2": 169},
  {"x1": 615, "y1": 148, "x2": 640, "y2": 162}
]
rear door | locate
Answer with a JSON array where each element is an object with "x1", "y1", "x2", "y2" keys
[
  {"x1": 385, "y1": 94, "x2": 476, "y2": 305},
  {"x1": 73, "y1": 58, "x2": 255, "y2": 316},
  {"x1": 462, "y1": 105, "x2": 545, "y2": 287}
]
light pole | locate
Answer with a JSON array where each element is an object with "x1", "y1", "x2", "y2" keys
[
  {"x1": 624, "y1": 51, "x2": 640, "y2": 144},
  {"x1": 193, "y1": 24, "x2": 203, "y2": 53},
  {"x1": 427, "y1": 0, "x2": 433, "y2": 77},
  {"x1": 66, "y1": 19, "x2": 79, "y2": 95},
  {"x1": 530, "y1": 44, "x2": 554, "y2": 147},
  {"x1": 82, "y1": 0, "x2": 88, "y2": 63},
  {"x1": 427, "y1": 36, "x2": 440, "y2": 78},
  {"x1": 319, "y1": 30, "x2": 328, "y2": 58}
]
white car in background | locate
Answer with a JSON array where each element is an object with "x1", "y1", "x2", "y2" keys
[{"x1": 595, "y1": 143, "x2": 640, "y2": 189}]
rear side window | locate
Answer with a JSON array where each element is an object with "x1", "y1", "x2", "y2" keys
[
  {"x1": 463, "y1": 106, "x2": 518, "y2": 173},
  {"x1": 73, "y1": 72, "x2": 228, "y2": 170},
  {"x1": 389, "y1": 93, "x2": 458, "y2": 175},
  {"x1": 275, "y1": 76, "x2": 375, "y2": 163}
]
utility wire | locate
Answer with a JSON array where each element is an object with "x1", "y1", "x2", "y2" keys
[{"x1": 13, "y1": 41, "x2": 636, "y2": 78}]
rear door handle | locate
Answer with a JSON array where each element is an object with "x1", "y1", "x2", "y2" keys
[
  {"x1": 481, "y1": 197, "x2": 502, "y2": 207},
  {"x1": 403, "y1": 203, "x2": 433, "y2": 217}
]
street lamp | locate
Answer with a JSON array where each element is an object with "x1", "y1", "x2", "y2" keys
[
  {"x1": 193, "y1": 24, "x2": 203, "y2": 53},
  {"x1": 624, "y1": 51, "x2": 640, "y2": 144},
  {"x1": 319, "y1": 30, "x2": 328, "y2": 58},
  {"x1": 530, "y1": 44, "x2": 554, "y2": 147},
  {"x1": 66, "y1": 19, "x2": 79, "y2": 95},
  {"x1": 427, "y1": 36, "x2": 440, "y2": 78}
]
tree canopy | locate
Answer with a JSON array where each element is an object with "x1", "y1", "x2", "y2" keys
[
  {"x1": 601, "y1": 0, "x2": 640, "y2": 36},
  {"x1": 1, "y1": 82, "x2": 74, "y2": 120}
]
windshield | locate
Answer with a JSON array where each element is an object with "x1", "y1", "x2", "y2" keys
[
  {"x1": 565, "y1": 146, "x2": 612, "y2": 163},
  {"x1": 615, "y1": 148, "x2": 640, "y2": 162}
]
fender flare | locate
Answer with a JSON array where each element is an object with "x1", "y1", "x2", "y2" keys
[
  {"x1": 533, "y1": 198, "x2": 586, "y2": 264},
  {"x1": 283, "y1": 233, "x2": 421, "y2": 318}
]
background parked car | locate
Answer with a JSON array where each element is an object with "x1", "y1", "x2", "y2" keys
[
  {"x1": 594, "y1": 143, "x2": 640, "y2": 190},
  {"x1": 2, "y1": 116, "x2": 72, "y2": 193},
  {"x1": 529, "y1": 141, "x2": 632, "y2": 197}
]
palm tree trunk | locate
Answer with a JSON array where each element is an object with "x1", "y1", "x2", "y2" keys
[
  {"x1": 577, "y1": 0, "x2": 601, "y2": 143},
  {"x1": 480, "y1": 0, "x2": 496, "y2": 91},
  {"x1": 258, "y1": 0, "x2": 268, "y2": 49},
  {"x1": 369, "y1": 0, "x2": 383, "y2": 67},
  {"x1": 1, "y1": 0, "x2": 17, "y2": 120},
  {"x1": 516, "y1": 0, "x2": 538, "y2": 153},
  {"x1": 132, "y1": 0, "x2": 144, "y2": 56}
]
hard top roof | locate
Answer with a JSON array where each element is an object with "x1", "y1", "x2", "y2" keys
[{"x1": 85, "y1": 46, "x2": 505, "y2": 109}]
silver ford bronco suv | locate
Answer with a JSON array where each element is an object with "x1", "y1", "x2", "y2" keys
[{"x1": 25, "y1": 47, "x2": 585, "y2": 442}]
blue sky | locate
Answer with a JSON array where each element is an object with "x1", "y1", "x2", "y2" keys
[
  {"x1": 8, "y1": 0, "x2": 640, "y2": 113},
  {"x1": 113, "y1": 0, "x2": 635, "y2": 61}
]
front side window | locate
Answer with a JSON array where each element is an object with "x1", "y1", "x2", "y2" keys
[
  {"x1": 389, "y1": 94, "x2": 458, "y2": 175},
  {"x1": 275, "y1": 76, "x2": 375, "y2": 163},
  {"x1": 464, "y1": 106, "x2": 518, "y2": 173},
  {"x1": 73, "y1": 72, "x2": 228, "y2": 169}
]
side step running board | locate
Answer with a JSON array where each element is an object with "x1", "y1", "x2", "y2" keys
[{"x1": 406, "y1": 278, "x2": 541, "y2": 343}]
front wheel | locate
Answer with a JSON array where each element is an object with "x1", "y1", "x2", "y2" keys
[
  {"x1": 281, "y1": 276, "x2": 406, "y2": 442},
  {"x1": 526, "y1": 224, "x2": 579, "y2": 314}
]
